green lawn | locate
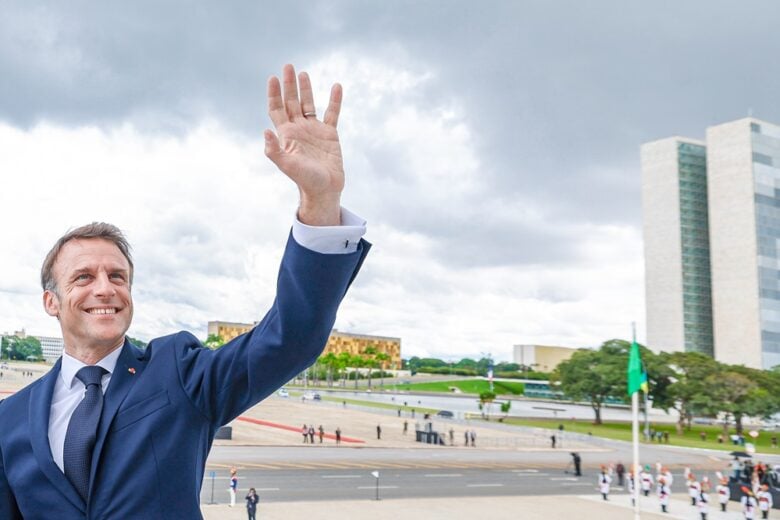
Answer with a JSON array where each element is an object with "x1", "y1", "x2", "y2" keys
[
  {"x1": 391, "y1": 380, "x2": 524, "y2": 396},
  {"x1": 503, "y1": 417, "x2": 780, "y2": 453},
  {"x1": 287, "y1": 390, "x2": 439, "y2": 415}
]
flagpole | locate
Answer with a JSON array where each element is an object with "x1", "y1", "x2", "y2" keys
[{"x1": 631, "y1": 323, "x2": 641, "y2": 519}]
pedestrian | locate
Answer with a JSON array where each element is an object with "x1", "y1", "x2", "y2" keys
[
  {"x1": 245, "y1": 488, "x2": 259, "y2": 520},
  {"x1": 403, "y1": 420, "x2": 408, "y2": 435},
  {"x1": 302, "y1": 424, "x2": 309, "y2": 443},
  {"x1": 465, "y1": 430, "x2": 469, "y2": 447},
  {"x1": 732, "y1": 457, "x2": 744, "y2": 480},
  {"x1": 658, "y1": 476, "x2": 671, "y2": 513},
  {"x1": 551, "y1": 434, "x2": 556, "y2": 448},
  {"x1": 688, "y1": 473, "x2": 702, "y2": 506},
  {"x1": 318, "y1": 424, "x2": 324, "y2": 443},
  {"x1": 571, "y1": 452, "x2": 582, "y2": 477},
  {"x1": 397, "y1": 408, "x2": 401, "y2": 417},
  {"x1": 757, "y1": 484, "x2": 773, "y2": 519},
  {"x1": 229, "y1": 467, "x2": 238, "y2": 508},
  {"x1": 470, "y1": 429, "x2": 476, "y2": 447},
  {"x1": 716, "y1": 476, "x2": 731, "y2": 512},
  {"x1": 772, "y1": 436, "x2": 778, "y2": 449},
  {"x1": 598, "y1": 466, "x2": 612, "y2": 500},
  {"x1": 700, "y1": 431, "x2": 707, "y2": 442},
  {"x1": 335, "y1": 427, "x2": 342, "y2": 445},
  {"x1": 411, "y1": 408, "x2": 415, "y2": 418},
  {"x1": 742, "y1": 486, "x2": 759, "y2": 520},
  {"x1": 376, "y1": 424, "x2": 381, "y2": 440},
  {"x1": 663, "y1": 431, "x2": 670, "y2": 443},
  {"x1": 640, "y1": 465, "x2": 654, "y2": 497},
  {"x1": 308, "y1": 425, "x2": 315, "y2": 444},
  {"x1": 616, "y1": 462, "x2": 625, "y2": 487}
]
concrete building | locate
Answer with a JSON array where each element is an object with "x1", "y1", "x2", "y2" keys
[
  {"x1": 641, "y1": 117, "x2": 780, "y2": 369},
  {"x1": 207, "y1": 321, "x2": 401, "y2": 369},
  {"x1": 512, "y1": 344, "x2": 576, "y2": 372},
  {"x1": 641, "y1": 136, "x2": 713, "y2": 357}
]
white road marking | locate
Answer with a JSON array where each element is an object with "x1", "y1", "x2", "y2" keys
[
  {"x1": 424, "y1": 474, "x2": 463, "y2": 478},
  {"x1": 467, "y1": 483, "x2": 504, "y2": 488},
  {"x1": 254, "y1": 488, "x2": 280, "y2": 491},
  {"x1": 321, "y1": 475, "x2": 361, "y2": 479},
  {"x1": 357, "y1": 486, "x2": 399, "y2": 489},
  {"x1": 511, "y1": 469, "x2": 539, "y2": 473}
]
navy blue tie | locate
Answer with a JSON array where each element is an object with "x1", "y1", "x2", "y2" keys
[{"x1": 63, "y1": 365, "x2": 108, "y2": 502}]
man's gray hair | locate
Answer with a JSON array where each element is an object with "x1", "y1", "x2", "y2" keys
[{"x1": 41, "y1": 222, "x2": 134, "y2": 293}]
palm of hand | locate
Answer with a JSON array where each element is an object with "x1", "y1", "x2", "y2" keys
[{"x1": 275, "y1": 119, "x2": 344, "y2": 196}]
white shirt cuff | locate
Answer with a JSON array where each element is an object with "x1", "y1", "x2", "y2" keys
[{"x1": 291, "y1": 207, "x2": 367, "y2": 254}]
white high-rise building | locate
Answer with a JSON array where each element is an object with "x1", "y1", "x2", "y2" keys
[{"x1": 642, "y1": 117, "x2": 780, "y2": 370}]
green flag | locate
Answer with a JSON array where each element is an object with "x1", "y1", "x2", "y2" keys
[{"x1": 627, "y1": 340, "x2": 648, "y2": 395}]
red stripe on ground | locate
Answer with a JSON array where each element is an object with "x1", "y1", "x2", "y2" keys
[{"x1": 236, "y1": 416, "x2": 365, "y2": 444}]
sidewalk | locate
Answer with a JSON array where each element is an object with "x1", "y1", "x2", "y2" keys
[
  {"x1": 201, "y1": 492, "x2": 758, "y2": 519},
  {"x1": 200, "y1": 494, "x2": 692, "y2": 519}
]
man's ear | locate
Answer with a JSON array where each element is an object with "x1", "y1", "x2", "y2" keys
[{"x1": 43, "y1": 290, "x2": 60, "y2": 318}]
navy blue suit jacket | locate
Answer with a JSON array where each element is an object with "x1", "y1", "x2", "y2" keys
[{"x1": 0, "y1": 234, "x2": 369, "y2": 519}]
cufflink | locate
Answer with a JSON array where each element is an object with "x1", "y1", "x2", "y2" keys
[{"x1": 128, "y1": 367, "x2": 136, "y2": 375}]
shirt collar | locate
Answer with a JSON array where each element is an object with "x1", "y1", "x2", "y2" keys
[{"x1": 60, "y1": 342, "x2": 124, "y2": 389}]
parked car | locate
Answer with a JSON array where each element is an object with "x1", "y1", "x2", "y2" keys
[
  {"x1": 312, "y1": 392, "x2": 322, "y2": 401},
  {"x1": 303, "y1": 391, "x2": 321, "y2": 401},
  {"x1": 436, "y1": 410, "x2": 454, "y2": 419},
  {"x1": 277, "y1": 388, "x2": 289, "y2": 398}
]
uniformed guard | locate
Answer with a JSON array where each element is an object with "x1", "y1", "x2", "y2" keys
[
  {"x1": 641, "y1": 465, "x2": 654, "y2": 497},
  {"x1": 598, "y1": 465, "x2": 612, "y2": 501},
  {"x1": 716, "y1": 476, "x2": 731, "y2": 512},
  {"x1": 757, "y1": 484, "x2": 774, "y2": 519},
  {"x1": 658, "y1": 476, "x2": 671, "y2": 513},
  {"x1": 742, "y1": 486, "x2": 759, "y2": 520}
]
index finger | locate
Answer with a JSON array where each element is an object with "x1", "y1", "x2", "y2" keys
[{"x1": 267, "y1": 75, "x2": 287, "y2": 128}]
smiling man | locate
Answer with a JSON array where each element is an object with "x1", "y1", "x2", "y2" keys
[{"x1": 0, "y1": 64, "x2": 370, "y2": 519}]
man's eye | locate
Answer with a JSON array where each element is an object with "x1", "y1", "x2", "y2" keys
[
  {"x1": 110, "y1": 273, "x2": 126, "y2": 281},
  {"x1": 76, "y1": 274, "x2": 91, "y2": 281}
]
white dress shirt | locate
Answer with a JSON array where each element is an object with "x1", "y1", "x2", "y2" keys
[{"x1": 47, "y1": 210, "x2": 366, "y2": 472}]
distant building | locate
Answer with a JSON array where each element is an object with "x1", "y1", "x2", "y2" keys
[
  {"x1": 207, "y1": 321, "x2": 401, "y2": 369},
  {"x1": 642, "y1": 117, "x2": 780, "y2": 369},
  {"x1": 512, "y1": 344, "x2": 577, "y2": 372},
  {"x1": 2, "y1": 329, "x2": 63, "y2": 363},
  {"x1": 38, "y1": 335, "x2": 64, "y2": 363}
]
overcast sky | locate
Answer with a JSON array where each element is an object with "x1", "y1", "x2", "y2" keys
[{"x1": 1, "y1": 1, "x2": 779, "y2": 361}]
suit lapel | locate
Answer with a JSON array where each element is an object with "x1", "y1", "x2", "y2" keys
[
  {"x1": 28, "y1": 359, "x2": 87, "y2": 513},
  {"x1": 88, "y1": 340, "x2": 145, "y2": 497}
]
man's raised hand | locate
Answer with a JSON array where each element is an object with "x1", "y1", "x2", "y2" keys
[{"x1": 265, "y1": 64, "x2": 344, "y2": 226}]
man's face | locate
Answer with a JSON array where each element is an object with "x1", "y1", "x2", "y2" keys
[{"x1": 43, "y1": 238, "x2": 133, "y2": 353}]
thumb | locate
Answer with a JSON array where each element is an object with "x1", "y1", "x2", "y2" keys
[{"x1": 264, "y1": 130, "x2": 283, "y2": 166}]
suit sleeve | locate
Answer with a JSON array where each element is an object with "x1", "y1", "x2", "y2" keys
[
  {"x1": 174, "y1": 234, "x2": 370, "y2": 426},
  {"x1": 0, "y1": 406, "x2": 23, "y2": 520}
]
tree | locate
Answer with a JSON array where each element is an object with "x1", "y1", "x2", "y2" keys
[
  {"x1": 1, "y1": 336, "x2": 43, "y2": 361},
  {"x1": 658, "y1": 351, "x2": 720, "y2": 433},
  {"x1": 127, "y1": 336, "x2": 147, "y2": 350},
  {"x1": 479, "y1": 391, "x2": 496, "y2": 420},
  {"x1": 319, "y1": 352, "x2": 339, "y2": 387},
  {"x1": 362, "y1": 346, "x2": 378, "y2": 389},
  {"x1": 203, "y1": 334, "x2": 225, "y2": 350},
  {"x1": 698, "y1": 365, "x2": 780, "y2": 434},
  {"x1": 551, "y1": 340, "x2": 629, "y2": 424},
  {"x1": 375, "y1": 351, "x2": 390, "y2": 388}
]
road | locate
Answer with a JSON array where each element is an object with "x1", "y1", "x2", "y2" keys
[{"x1": 202, "y1": 444, "x2": 780, "y2": 503}]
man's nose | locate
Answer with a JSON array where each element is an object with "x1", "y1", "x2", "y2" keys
[{"x1": 93, "y1": 272, "x2": 116, "y2": 296}]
